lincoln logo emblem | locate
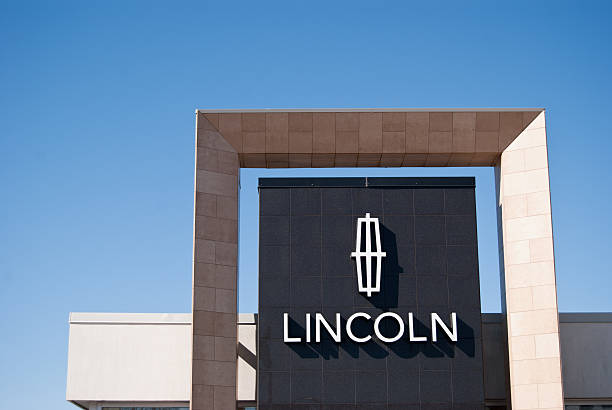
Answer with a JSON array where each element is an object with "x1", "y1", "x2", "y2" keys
[{"x1": 351, "y1": 213, "x2": 387, "y2": 297}]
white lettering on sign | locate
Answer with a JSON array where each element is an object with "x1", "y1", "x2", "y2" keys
[
  {"x1": 374, "y1": 312, "x2": 404, "y2": 343},
  {"x1": 315, "y1": 313, "x2": 341, "y2": 343},
  {"x1": 283, "y1": 311, "x2": 458, "y2": 343},
  {"x1": 346, "y1": 312, "x2": 372, "y2": 343},
  {"x1": 431, "y1": 312, "x2": 458, "y2": 342},
  {"x1": 283, "y1": 313, "x2": 301, "y2": 343}
]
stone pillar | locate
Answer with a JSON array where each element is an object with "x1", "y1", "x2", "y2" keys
[
  {"x1": 496, "y1": 112, "x2": 564, "y2": 410},
  {"x1": 191, "y1": 113, "x2": 239, "y2": 410}
]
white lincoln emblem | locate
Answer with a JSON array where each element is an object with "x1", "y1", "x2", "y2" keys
[{"x1": 351, "y1": 213, "x2": 387, "y2": 297}]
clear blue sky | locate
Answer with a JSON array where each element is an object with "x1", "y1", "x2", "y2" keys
[{"x1": 1, "y1": 1, "x2": 611, "y2": 409}]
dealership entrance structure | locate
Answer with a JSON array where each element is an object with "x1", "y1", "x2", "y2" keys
[
  {"x1": 190, "y1": 108, "x2": 560, "y2": 410},
  {"x1": 65, "y1": 109, "x2": 612, "y2": 410}
]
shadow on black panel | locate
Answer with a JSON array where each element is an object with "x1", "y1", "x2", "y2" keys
[
  {"x1": 456, "y1": 316, "x2": 476, "y2": 357},
  {"x1": 286, "y1": 316, "x2": 319, "y2": 359},
  {"x1": 380, "y1": 224, "x2": 402, "y2": 309},
  {"x1": 309, "y1": 339, "x2": 339, "y2": 360}
]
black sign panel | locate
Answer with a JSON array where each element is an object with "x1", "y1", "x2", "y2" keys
[{"x1": 258, "y1": 177, "x2": 484, "y2": 410}]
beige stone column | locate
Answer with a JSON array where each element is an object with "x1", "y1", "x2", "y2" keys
[
  {"x1": 191, "y1": 113, "x2": 239, "y2": 410},
  {"x1": 496, "y1": 112, "x2": 564, "y2": 410}
]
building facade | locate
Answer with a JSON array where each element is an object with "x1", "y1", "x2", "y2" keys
[
  {"x1": 66, "y1": 312, "x2": 612, "y2": 409},
  {"x1": 65, "y1": 109, "x2": 612, "y2": 410}
]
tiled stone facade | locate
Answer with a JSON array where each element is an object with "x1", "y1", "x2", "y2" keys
[
  {"x1": 496, "y1": 112, "x2": 563, "y2": 410},
  {"x1": 192, "y1": 109, "x2": 562, "y2": 410},
  {"x1": 201, "y1": 110, "x2": 540, "y2": 168},
  {"x1": 192, "y1": 115, "x2": 239, "y2": 410}
]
